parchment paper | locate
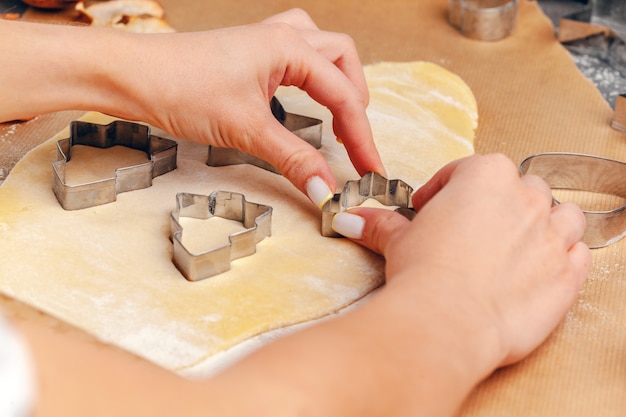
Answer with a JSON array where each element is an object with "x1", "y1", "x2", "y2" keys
[{"x1": 2, "y1": 1, "x2": 626, "y2": 415}]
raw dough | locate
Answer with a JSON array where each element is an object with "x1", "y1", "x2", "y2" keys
[
  {"x1": 64, "y1": 144, "x2": 149, "y2": 185},
  {"x1": 76, "y1": 0, "x2": 176, "y2": 33},
  {"x1": 0, "y1": 61, "x2": 476, "y2": 376},
  {"x1": 178, "y1": 217, "x2": 246, "y2": 255}
]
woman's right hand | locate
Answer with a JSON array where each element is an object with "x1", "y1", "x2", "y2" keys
[{"x1": 332, "y1": 153, "x2": 591, "y2": 370}]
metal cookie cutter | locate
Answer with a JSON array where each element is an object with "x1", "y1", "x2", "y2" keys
[
  {"x1": 53, "y1": 120, "x2": 178, "y2": 210},
  {"x1": 612, "y1": 94, "x2": 626, "y2": 132},
  {"x1": 552, "y1": 3, "x2": 626, "y2": 121},
  {"x1": 207, "y1": 97, "x2": 323, "y2": 174},
  {"x1": 556, "y1": 3, "x2": 626, "y2": 78},
  {"x1": 321, "y1": 172, "x2": 415, "y2": 237},
  {"x1": 520, "y1": 152, "x2": 626, "y2": 248},
  {"x1": 448, "y1": 0, "x2": 519, "y2": 41},
  {"x1": 170, "y1": 191, "x2": 272, "y2": 281}
]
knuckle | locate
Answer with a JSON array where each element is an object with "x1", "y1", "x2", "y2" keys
[
  {"x1": 265, "y1": 21, "x2": 300, "y2": 41},
  {"x1": 334, "y1": 31, "x2": 357, "y2": 51},
  {"x1": 276, "y1": 146, "x2": 317, "y2": 180},
  {"x1": 482, "y1": 153, "x2": 516, "y2": 171},
  {"x1": 286, "y1": 8, "x2": 311, "y2": 21}
]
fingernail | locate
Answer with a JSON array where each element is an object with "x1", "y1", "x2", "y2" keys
[
  {"x1": 335, "y1": 137, "x2": 343, "y2": 144},
  {"x1": 306, "y1": 176, "x2": 333, "y2": 209},
  {"x1": 332, "y1": 212, "x2": 365, "y2": 239}
]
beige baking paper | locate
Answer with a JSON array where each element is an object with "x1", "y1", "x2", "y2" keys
[{"x1": 4, "y1": 0, "x2": 626, "y2": 414}]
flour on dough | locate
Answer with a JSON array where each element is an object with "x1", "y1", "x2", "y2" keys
[{"x1": 0, "y1": 61, "x2": 476, "y2": 377}]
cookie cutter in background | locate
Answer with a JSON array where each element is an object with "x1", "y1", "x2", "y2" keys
[
  {"x1": 170, "y1": 191, "x2": 272, "y2": 281},
  {"x1": 612, "y1": 94, "x2": 626, "y2": 132},
  {"x1": 321, "y1": 172, "x2": 415, "y2": 237},
  {"x1": 520, "y1": 152, "x2": 626, "y2": 248},
  {"x1": 448, "y1": 0, "x2": 519, "y2": 41},
  {"x1": 557, "y1": 2, "x2": 626, "y2": 76},
  {"x1": 53, "y1": 120, "x2": 178, "y2": 210},
  {"x1": 611, "y1": 94, "x2": 626, "y2": 133},
  {"x1": 207, "y1": 97, "x2": 323, "y2": 174},
  {"x1": 554, "y1": 0, "x2": 626, "y2": 115}
]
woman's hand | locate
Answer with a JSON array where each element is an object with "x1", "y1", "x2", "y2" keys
[
  {"x1": 206, "y1": 154, "x2": 591, "y2": 417},
  {"x1": 332, "y1": 153, "x2": 591, "y2": 369},
  {"x1": 128, "y1": 9, "x2": 385, "y2": 206},
  {"x1": 0, "y1": 9, "x2": 385, "y2": 207}
]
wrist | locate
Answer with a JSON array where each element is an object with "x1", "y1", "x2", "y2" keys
[
  {"x1": 69, "y1": 27, "x2": 151, "y2": 122},
  {"x1": 371, "y1": 269, "x2": 506, "y2": 413}
]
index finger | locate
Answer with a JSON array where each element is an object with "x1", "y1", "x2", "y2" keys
[
  {"x1": 294, "y1": 57, "x2": 386, "y2": 176},
  {"x1": 412, "y1": 157, "x2": 467, "y2": 211},
  {"x1": 262, "y1": 10, "x2": 369, "y2": 102}
]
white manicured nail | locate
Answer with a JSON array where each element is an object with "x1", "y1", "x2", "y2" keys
[
  {"x1": 332, "y1": 212, "x2": 365, "y2": 239},
  {"x1": 306, "y1": 176, "x2": 333, "y2": 209}
]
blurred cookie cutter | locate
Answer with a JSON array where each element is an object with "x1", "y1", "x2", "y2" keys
[
  {"x1": 207, "y1": 97, "x2": 323, "y2": 174},
  {"x1": 321, "y1": 172, "x2": 416, "y2": 237},
  {"x1": 553, "y1": 4, "x2": 626, "y2": 125},
  {"x1": 612, "y1": 94, "x2": 626, "y2": 132},
  {"x1": 52, "y1": 120, "x2": 178, "y2": 210},
  {"x1": 170, "y1": 191, "x2": 272, "y2": 281},
  {"x1": 520, "y1": 152, "x2": 626, "y2": 248},
  {"x1": 556, "y1": 3, "x2": 626, "y2": 79},
  {"x1": 448, "y1": 0, "x2": 519, "y2": 41}
]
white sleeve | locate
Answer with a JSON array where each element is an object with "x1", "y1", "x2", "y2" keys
[{"x1": 0, "y1": 312, "x2": 35, "y2": 417}]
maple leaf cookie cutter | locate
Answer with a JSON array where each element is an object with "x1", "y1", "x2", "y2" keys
[
  {"x1": 170, "y1": 191, "x2": 273, "y2": 281},
  {"x1": 321, "y1": 172, "x2": 416, "y2": 237},
  {"x1": 52, "y1": 120, "x2": 178, "y2": 210},
  {"x1": 206, "y1": 97, "x2": 323, "y2": 174}
]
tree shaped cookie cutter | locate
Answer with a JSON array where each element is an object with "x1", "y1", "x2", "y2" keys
[
  {"x1": 52, "y1": 120, "x2": 178, "y2": 210},
  {"x1": 206, "y1": 97, "x2": 323, "y2": 173},
  {"x1": 170, "y1": 191, "x2": 273, "y2": 281},
  {"x1": 321, "y1": 172, "x2": 416, "y2": 237}
]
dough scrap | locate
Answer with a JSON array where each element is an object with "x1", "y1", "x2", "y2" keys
[
  {"x1": 76, "y1": 0, "x2": 176, "y2": 33},
  {"x1": 0, "y1": 61, "x2": 476, "y2": 376}
]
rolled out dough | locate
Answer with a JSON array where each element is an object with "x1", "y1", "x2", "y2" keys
[{"x1": 0, "y1": 61, "x2": 476, "y2": 376}]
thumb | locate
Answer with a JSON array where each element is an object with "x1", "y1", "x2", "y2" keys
[{"x1": 331, "y1": 207, "x2": 411, "y2": 255}]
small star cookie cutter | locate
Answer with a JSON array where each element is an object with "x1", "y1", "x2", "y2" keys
[
  {"x1": 520, "y1": 152, "x2": 626, "y2": 248},
  {"x1": 321, "y1": 172, "x2": 416, "y2": 237},
  {"x1": 206, "y1": 97, "x2": 323, "y2": 174},
  {"x1": 170, "y1": 191, "x2": 273, "y2": 281},
  {"x1": 52, "y1": 120, "x2": 178, "y2": 210}
]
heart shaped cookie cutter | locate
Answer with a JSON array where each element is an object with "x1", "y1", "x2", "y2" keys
[{"x1": 520, "y1": 152, "x2": 626, "y2": 248}]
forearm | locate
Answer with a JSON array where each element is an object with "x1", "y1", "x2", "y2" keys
[
  {"x1": 207, "y1": 273, "x2": 501, "y2": 417},
  {"x1": 0, "y1": 20, "x2": 144, "y2": 123},
  {"x1": 14, "y1": 315, "x2": 202, "y2": 417},
  {"x1": 12, "y1": 269, "x2": 499, "y2": 417},
  {"x1": 0, "y1": 17, "x2": 385, "y2": 194}
]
